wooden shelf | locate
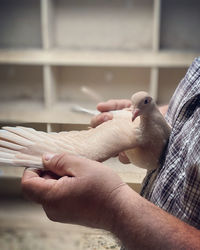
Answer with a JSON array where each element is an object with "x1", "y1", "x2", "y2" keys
[
  {"x1": 0, "y1": 158, "x2": 146, "y2": 191},
  {"x1": 55, "y1": 66, "x2": 150, "y2": 102},
  {"x1": 0, "y1": 0, "x2": 199, "y2": 181},
  {"x1": 0, "y1": 49, "x2": 197, "y2": 67},
  {"x1": 0, "y1": 101, "x2": 93, "y2": 124}
]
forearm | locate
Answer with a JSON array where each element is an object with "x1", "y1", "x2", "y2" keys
[{"x1": 111, "y1": 185, "x2": 200, "y2": 250}]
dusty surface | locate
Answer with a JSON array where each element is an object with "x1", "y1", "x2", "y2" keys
[
  {"x1": 0, "y1": 228, "x2": 120, "y2": 250},
  {"x1": 0, "y1": 198, "x2": 121, "y2": 250}
]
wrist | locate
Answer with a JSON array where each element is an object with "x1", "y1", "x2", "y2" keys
[
  {"x1": 108, "y1": 184, "x2": 139, "y2": 234},
  {"x1": 108, "y1": 185, "x2": 144, "y2": 248}
]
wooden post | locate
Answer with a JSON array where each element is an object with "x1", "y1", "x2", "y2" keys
[{"x1": 150, "y1": 0, "x2": 161, "y2": 101}]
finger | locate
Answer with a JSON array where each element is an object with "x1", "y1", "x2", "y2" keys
[
  {"x1": 90, "y1": 112, "x2": 113, "y2": 128},
  {"x1": 21, "y1": 168, "x2": 56, "y2": 203},
  {"x1": 41, "y1": 171, "x2": 60, "y2": 180},
  {"x1": 118, "y1": 152, "x2": 131, "y2": 164},
  {"x1": 43, "y1": 153, "x2": 95, "y2": 177},
  {"x1": 97, "y1": 99, "x2": 131, "y2": 112},
  {"x1": 22, "y1": 167, "x2": 42, "y2": 180}
]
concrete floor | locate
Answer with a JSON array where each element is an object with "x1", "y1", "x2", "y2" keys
[{"x1": 0, "y1": 198, "x2": 121, "y2": 250}]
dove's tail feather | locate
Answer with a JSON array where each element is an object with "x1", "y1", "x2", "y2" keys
[{"x1": 0, "y1": 126, "x2": 76, "y2": 169}]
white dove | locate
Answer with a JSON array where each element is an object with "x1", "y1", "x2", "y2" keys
[{"x1": 0, "y1": 92, "x2": 171, "y2": 170}]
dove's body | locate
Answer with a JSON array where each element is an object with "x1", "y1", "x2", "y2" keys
[
  {"x1": 0, "y1": 92, "x2": 171, "y2": 170},
  {"x1": 125, "y1": 111, "x2": 171, "y2": 170}
]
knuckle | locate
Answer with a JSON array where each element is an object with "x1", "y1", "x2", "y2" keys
[
  {"x1": 96, "y1": 113, "x2": 103, "y2": 121},
  {"x1": 110, "y1": 99, "x2": 120, "y2": 110},
  {"x1": 91, "y1": 114, "x2": 104, "y2": 127},
  {"x1": 124, "y1": 101, "x2": 131, "y2": 108},
  {"x1": 90, "y1": 118, "x2": 96, "y2": 127}
]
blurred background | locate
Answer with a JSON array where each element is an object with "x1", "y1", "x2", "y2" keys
[{"x1": 0, "y1": 0, "x2": 199, "y2": 249}]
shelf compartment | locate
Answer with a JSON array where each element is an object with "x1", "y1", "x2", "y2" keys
[
  {"x1": 54, "y1": 65, "x2": 150, "y2": 108},
  {"x1": 157, "y1": 67, "x2": 187, "y2": 105},
  {"x1": 0, "y1": 0, "x2": 42, "y2": 49},
  {"x1": 0, "y1": 65, "x2": 43, "y2": 102},
  {"x1": 160, "y1": 0, "x2": 200, "y2": 51},
  {"x1": 0, "y1": 65, "x2": 44, "y2": 123},
  {"x1": 52, "y1": 0, "x2": 154, "y2": 51}
]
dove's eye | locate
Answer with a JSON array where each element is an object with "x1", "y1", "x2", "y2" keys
[{"x1": 144, "y1": 98, "x2": 149, "y2": 104}]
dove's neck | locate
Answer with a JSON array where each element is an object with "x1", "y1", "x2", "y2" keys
[
  {"x1": 140, "y1": 115, "x2": 151, "y2": 129},
  {"x1": 140, "y1": 106, "x2": 159, "y2": 129}
]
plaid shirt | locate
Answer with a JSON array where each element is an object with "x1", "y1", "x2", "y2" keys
[{"x1": 141, "y1": 57, "x2": 200, "y2": 229}]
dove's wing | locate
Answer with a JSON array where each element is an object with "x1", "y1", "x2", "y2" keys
[
  {"x1": 0, "y1": 126, "x2": 76, "y2": 168},
  {"x1": 0, "y1": 110, "x2": 140, "y2": 168}
]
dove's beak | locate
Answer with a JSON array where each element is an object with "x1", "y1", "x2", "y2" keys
[{"x1": 132, "y1": 108, "x2": 140, "y2": 122}]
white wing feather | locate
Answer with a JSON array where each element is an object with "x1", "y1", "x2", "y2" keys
[
  {"x1": 0, "y1": 98, "x2": 171, "y2": 171},
  {"x1": 0, "y1": 110, "x2": 138, "y2": 169}
]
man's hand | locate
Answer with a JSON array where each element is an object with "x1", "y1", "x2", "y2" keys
[
  {"x1": 21, "y1": 153, "x2": 200, "y2": 250},
  {"x1": 90, "y1": 99, "x2": 132, "y2": 164},
  {"x1": 21, "y1": 153, "x2": 126, "y2": 230},
  {"x1": 90, "y1": 99, "x2": 132, "y2": 128}
]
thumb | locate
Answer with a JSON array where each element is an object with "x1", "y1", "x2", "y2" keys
[
  {"x1": 43, "y1": 153, "x2": 73, "y2": 177},
  {"x1": 42, "y1": 152, "x2": 89, "y2": 177}
]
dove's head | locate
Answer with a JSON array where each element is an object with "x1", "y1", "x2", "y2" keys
[{"x1": 131, "y1": 91, "x2": 154, "y2": 121}]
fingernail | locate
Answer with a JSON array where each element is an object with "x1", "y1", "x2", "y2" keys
[{"x1": 44, "y1": 153, "x2": 55, "y2": 161}]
